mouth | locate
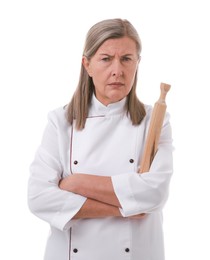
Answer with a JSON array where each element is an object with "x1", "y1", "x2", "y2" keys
[{"x1": 108, "y1": 82, "x2": 124, "y2": 87}]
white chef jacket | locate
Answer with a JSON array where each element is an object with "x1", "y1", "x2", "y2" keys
[{"x1": 28, "y1": 95, "x2": 173, "y2": 260}]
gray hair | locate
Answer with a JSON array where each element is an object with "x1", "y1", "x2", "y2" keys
[{"x1": 84, "y1": 18, "x2": 142, "y2": 59}]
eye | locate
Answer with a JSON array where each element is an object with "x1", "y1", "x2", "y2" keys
[
  {"x1": 121, "y1": 56, "x2": 132, "y2": 62},
  {"x1": 102, "y1": 57, "x2": 111, "y2": 62}
]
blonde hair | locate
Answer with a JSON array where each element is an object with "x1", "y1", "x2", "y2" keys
[{"x1": 67, "y1": 18, "x2": 146, "y2": 130}]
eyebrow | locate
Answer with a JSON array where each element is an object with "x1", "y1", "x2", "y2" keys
[{"x1": 99, "y1": 53, "x2": 134, "y2": 57}]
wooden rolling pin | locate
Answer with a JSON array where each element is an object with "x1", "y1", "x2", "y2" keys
[{"x1": 139, "y1": 83, "x2": 171, "y2": 173}]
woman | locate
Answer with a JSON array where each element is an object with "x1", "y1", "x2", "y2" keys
[{"x1": 28, "y1": 18, "x2": 173, "y2": 260}]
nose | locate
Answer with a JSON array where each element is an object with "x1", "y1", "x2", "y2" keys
[{"x1": 111, "y1": 59, "x2": 123, "y2": 77}]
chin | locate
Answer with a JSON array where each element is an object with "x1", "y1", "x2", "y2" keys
[{"x1": 109, "y1": 96, "x2": 125, "y2": 104}]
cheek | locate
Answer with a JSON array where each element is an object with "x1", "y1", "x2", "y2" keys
[
  {"x1": 92, "y1": 73, "x2": 102, "y2": 85},
  {"x1": 92, "y1": 68, "x2": 107, "y2": 82},
  {"x1": 127, "y1": 69, "x2": 137, "y2": 84},
  {"x1": 91, "y1": 73, "x2": 105, "y2": 92}
]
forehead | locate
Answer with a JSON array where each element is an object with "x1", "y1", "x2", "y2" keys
[{"x1": 96, "y1": 37, "x2": 137, "y2": 55}]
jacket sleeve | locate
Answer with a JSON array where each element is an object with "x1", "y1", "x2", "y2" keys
[
  {"x1": 28, "y1": 110, "x2": 87, "y2": 231},
  {"x1": 111, "y1": 112, "x2": 173, "y2": 217}
]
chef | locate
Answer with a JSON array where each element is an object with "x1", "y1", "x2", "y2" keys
[{"x1": 28, "y1": 18, "x2": 173, "y2": 260}]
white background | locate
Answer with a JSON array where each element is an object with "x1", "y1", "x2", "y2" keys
[{"x1": 0, "y1": 0, "x2": 209, "y2": 259}]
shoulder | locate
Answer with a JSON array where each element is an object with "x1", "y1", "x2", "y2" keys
[
  {"x1": 144, "y1": 104, "x2": 152, "y2": 114},
  {"x1": 47, "y1": 106, "x2": 69, "y2": 129},
  {"x1": 144, "y1": 103, "x2": 171, "y2": 125},
  {"x1": 143, "y1": 103, "x2": 171, "y2": 128},
  {"x1": 143, "y1": 104, "x2": 153, "y2": 122}
]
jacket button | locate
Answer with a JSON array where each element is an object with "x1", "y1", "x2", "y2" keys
[
  {"x1": 129, "y1": 159, "x2": 134, "y2": 163},
  {"x1": 125, "y1": 248, "x2": 130, "y2": 252},
  {"x1": 73, "y1": 160, "x2": 78, "y2": 165},
  {"x1": 73, "y1": 248, "x2": 78, "y2": 253}
]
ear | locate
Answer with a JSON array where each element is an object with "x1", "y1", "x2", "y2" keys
[{"x1": 82, "y1": 56, "x2": 92, "y2": 77}]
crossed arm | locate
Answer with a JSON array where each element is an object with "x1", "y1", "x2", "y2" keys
[{"x1": 59, "y1": 174, "x2": 145, "y2": 220}]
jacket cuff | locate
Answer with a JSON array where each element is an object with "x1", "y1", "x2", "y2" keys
[
  {"x1": 51, "y1": 194, "x2": 87, "y2": 231},
  {"x1": 111, "y1": 173, "x2": 140, "y2": 217}
]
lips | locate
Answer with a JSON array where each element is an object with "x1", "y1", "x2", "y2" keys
[{"x1": 108, "y1": 82, "x2": 124, "y2": 87}]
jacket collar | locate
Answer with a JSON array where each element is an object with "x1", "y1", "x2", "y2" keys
[{"x1": 89, "y1": 94, "x2": 127, "y2": 117}]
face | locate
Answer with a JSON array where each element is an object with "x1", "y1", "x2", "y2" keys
[{"x1": 83, "y1": 37, "x2": 140, "y2": 106}]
